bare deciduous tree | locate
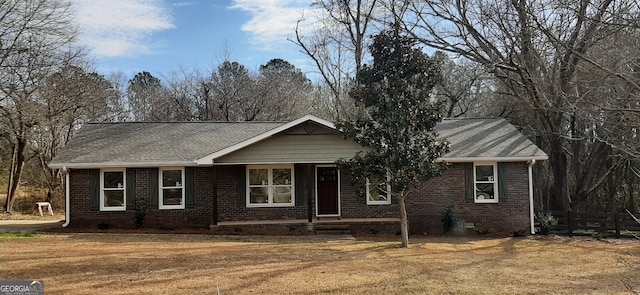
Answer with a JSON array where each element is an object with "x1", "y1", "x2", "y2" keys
[
  {"x1": 32, "y1": 65, "x2": 119, "y2": 202},
  {"x1": 293, "y1": 0, "x2": 386, "y2": 119},
  {"x1": 402, "y1": 0, "x2": 640, "y2": 211},
  {"x1": 209, "y1": 61, "x2": 255, "y2": 121},
  {"x1": 433, "y1": 52, "x2": 494, "y2": 118},
  {"x1": 0, "y1": 0, "x2": 81, "y2": 212},
  {"x1": 126, "y1": 71, "x2": 165, "y2": 121},
  {"x1": 255, "y1": 58, "x2": 313, "y2": 121}
]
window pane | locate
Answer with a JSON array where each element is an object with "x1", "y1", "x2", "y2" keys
[
  {"x1": 368, "y1": 182, "x2": 388, "y2": 202},
  {"x1": 249, "y1": 187, "x2": 268, "y2": 203},
  {"x1": 104, "y1": 172, "x2": 124, "y2": 189},
  {"x1": 273, "y1": 169, "x2": 291, "y2": 185},
  {"x1": 104, "y1": 191, "x2": 124, "y2": 207},
  {"x1": 273, "y1": 187, "x2": 291, "y2": 203},
  {"x1": 162, "y1": 170, "x2": 182, "y2": 187},
  {"x1": 476, "y1": 165, "x2": 494, "y2": 182},
  {"x1": 476, "y1": 183, "x2": 495, "y2": 200},
  {"x1": 249, "y1": 169, "x2": 268, "y2": 185},
  {"x1": 319, "y1": 169, "x2": 337, "y2": 181},
  {"x1": 163, "y1": 188, "x2": 183, "y2": 205}
]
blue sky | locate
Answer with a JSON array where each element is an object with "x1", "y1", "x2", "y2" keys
[{"x1": 72, "y1": 0, "x2": 320, "y2": 79}]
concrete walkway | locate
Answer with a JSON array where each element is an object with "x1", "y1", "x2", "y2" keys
[{"x1": 0, "y1": 220, "x2": 64, "y2": 233}]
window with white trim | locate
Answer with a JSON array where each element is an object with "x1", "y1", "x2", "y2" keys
[
  {"x1": 159, "y1": 167, "x2": 185, "y2": 209},
  {"x1": 101, "y1": 169, "x2": 125, "y2": 211},
  {"x1": 366, "y1": 175, "x2": 391, "y2": 205},
  {"x1": 247, "y1": 165, "x2": 294, "y2": 207},
  {"x1": 474, "y1": 163, "x2": 498, "y2": 203}
]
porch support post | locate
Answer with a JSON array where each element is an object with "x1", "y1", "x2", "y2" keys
[
  {"x1": 307, "y1": 165, "x2": 313, "y2": 223},
  {"x1": 212, "y1": 166, "x2": 218, "y2": 226}
]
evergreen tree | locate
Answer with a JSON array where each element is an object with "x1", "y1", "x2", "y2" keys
[{"x1": 337, "y1": 28, "x2": 449, "y2": 248}]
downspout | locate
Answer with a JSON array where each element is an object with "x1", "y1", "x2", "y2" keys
[
  {"x1": 528, "y1": 160, "x2": 536, "y2": 234},
  {"x1": 62, "y1": 166, "x2": 71, "y2": 228}
]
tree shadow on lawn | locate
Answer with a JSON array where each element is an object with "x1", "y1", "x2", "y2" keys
[
  {"x1": 14, "y1": 237, "x2": 395, "y2": 294},
  {"x1": 5, "y1": 233, "x2": 639, "y2": 294}
]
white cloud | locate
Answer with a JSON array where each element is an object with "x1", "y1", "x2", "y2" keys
[
  {"x1": 72, "y1": 0, "x2": 174, "y2": 57},
  {"x1": 172, "y1": 2, "x2": 196, "y2": 7},
  {"x1": 228, "y1": 0, "x2": 321, "y2": 51}
]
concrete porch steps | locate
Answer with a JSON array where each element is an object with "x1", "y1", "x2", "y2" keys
[{"x1": 315, "y1": 224, "x2": 352, "y2": 235}]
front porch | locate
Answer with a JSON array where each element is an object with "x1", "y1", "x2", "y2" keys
[{"x1": 210, "y1": 218, "x2": 401, "y2": 236}]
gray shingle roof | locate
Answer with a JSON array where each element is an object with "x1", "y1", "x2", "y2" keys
[
  {"x1": 49, "y1": 116, "x2": 547, "y2": 168},
  {"x1": 437, "y1": 118, "x2": 547, "y2": 160},
  {"x1": 49, "y1": 121, "x2": 284, "y2": 168}
]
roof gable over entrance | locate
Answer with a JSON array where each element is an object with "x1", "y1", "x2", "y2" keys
[
  {"x1": 213, "y1": 121, "x2": 364, "y2": 164},
  {"x1": 195, "y1": 115, "x2": 335, "y2": 165}
]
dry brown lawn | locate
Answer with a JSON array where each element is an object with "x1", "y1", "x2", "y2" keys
[{"x1": 1, "y1": 234, "x2": 639, "y2": 294}]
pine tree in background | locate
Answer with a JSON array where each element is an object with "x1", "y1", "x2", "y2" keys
[{"x1": 337, "y1": 27, "x2": 449, "y2": 248}]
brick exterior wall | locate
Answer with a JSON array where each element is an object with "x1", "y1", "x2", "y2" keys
[
  {"x1": 144, "y1": 167, "x2": 215, "y2": 228},
  {"x1": 68, "y1": 168, "x2": 214, "y2": 229},
  {"x1": 67, "y1": 162, "x2": 532, "y2": 235},
  {"x1": 336, "y1": 162, "x2": 530, "y2": 235},
  {"x1": 406, "y1": 162, "x2": 531, "y2": 235},
  {"x1": 216, "y1": 165, "x2": 309, "y2": 221},
  {"x1": 69, "y1": 169, "x2": 134, "y2": 228}
]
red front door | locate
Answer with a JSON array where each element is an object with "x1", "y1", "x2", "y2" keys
[{"x1": 316, "y1": 167, "x2": 339, "y2": 216}]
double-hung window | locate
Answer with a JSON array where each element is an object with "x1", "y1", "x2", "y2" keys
[
  {"x1": 366, "y1": 175, "x2": 391, "y2": 205},
  {"x1": 101, "y1": 169, "x2": 125, "y2": 211},
  {"x1": 474, "y1": 163, "x2": 498, "y2": 203},
  {"x1": 159, "y1": 167, "x2": 185, "y2": 209},
  {"x1": 247, "y1": 165, "x2": 294, "y2": 207}
]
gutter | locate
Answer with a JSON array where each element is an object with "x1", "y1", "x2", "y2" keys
[
  {"x1": 62, "y1": 166, "x2": 70, "y2": 228},
  {"x1": 528, "y1": 160, "x2": 536, "y2": 234},
  {"x1": 49, "y1": 160, "x2": 197, "y2": 170},
  {"x1": 437, "y1": 155, "x2": 549, "y2": 163}
]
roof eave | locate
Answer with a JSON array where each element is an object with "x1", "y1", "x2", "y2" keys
[
  {"x1": 48, "y1": 160, "x2": 200, "y2": 169},
  {"x1": 49, "y1": 155, "x2": 549, "y2": 169},
  {"x1": 437, "y1": 155, "x2": 549, "y2": 163},
  {"x1": 213, "y1": 160, "x2": 338, "y2": 166}
]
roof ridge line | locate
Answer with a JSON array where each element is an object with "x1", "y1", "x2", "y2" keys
[
  {"x1": 85, "y1": 121, "x2": 288, "y2": 124},
  {"x1": 442, "y1": 117, "x2": 504, "y2": 119}
]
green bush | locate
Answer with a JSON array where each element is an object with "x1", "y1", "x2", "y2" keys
[
  {"x1": 134, "y1": 198, "x2": 147, "y2": 229},
  {"x1": 536, "y1": 212, "x2": 558, "y2": 235},
  {"x1": 441, "y1": 203, "x2": 458, "y2": 233}
]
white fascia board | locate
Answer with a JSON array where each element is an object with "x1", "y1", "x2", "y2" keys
[
  {"x1": 48, "y1": 160, "x2": 200, "y2": 169},
  {"x1": 197, "y1": 115, "x2": 336, "y2": 165},
  {"x1": 213, "y1": 160, "x2": 338, "y2": 166},
  {"x1": 437, "y1": 155, "x2": 549, "y2": 163}
]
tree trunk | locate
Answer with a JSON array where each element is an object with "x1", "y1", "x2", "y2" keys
[
  {"x1": 5, "y1": 137, "x2": 27, "y2": 213},
  {"x1": 549, "y1": 134, "x2": 569, "y2": 211},
  {"x1": 604, "y1": 156, "x2": 618, "y2": 213},
  {"x1": 627, "y1": 169, "x2": 638, "y2": 214},
  {"x1": 398, "y1": 194, "x2": 409, "y2": 248}
]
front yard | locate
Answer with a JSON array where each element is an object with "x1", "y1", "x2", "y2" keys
[{"x1": 1, "y1": 234, "x2": 638, "y2": 294}]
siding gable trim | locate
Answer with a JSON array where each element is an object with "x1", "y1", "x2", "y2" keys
[{"x1": 197, "y1": 115, "x2": 335, "y2": 165}]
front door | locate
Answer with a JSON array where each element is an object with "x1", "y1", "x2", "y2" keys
[{"x1": 316, "y1": 166, "x2": 339, "y2": 216}]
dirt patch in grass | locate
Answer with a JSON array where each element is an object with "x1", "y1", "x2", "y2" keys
[
  {"x1": 0, "y1": 212, "x2": 66, "y2": 221},
  {"x1": 1, "y1": 234, "x2": 638, "y2": 294}
]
